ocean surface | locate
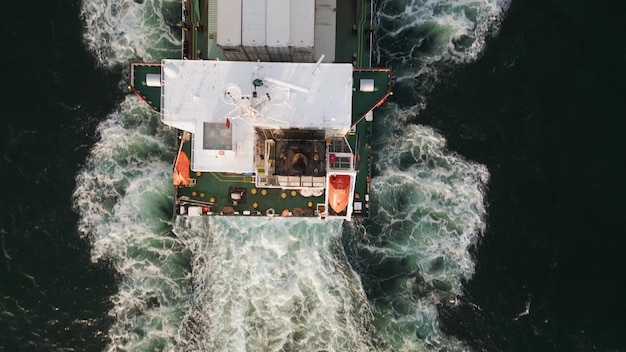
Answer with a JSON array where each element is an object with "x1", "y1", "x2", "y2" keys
[{"x1": 1, "y1": 0, "x2": 625, "y2": 351}]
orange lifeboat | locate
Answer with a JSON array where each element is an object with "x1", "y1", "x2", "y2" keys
[
  {"x1": 173, "y1": 151, "x2": 191, "y2": 186},
  {"x1": 328, "y1": 174, "x2": 351, "y2": 214}
]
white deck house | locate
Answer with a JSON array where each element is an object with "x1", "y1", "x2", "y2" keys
[{"x1": 159, "y1": 59, "x2": 354, "y2": 174}]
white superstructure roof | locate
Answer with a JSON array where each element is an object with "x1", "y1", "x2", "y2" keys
[{"x1": 160, "y1": 59, "x2": 353, "y2": 173}]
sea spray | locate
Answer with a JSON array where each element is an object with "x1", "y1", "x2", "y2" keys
[
  {"x1": 81, "y1": 0, "x2": 181, "y2": 67},
  {"x1": 376, "y1": 0, "x2": 509, "y2": 77},
  {"x1": 375, "y1": 0, "x2": 510, "y2": 104},
  {"x1": 346, "y1": 0, "x2": 508, "y2": 349},
  {"x1": 345, "y1": 119, "x2": 489, "y2": 351},
  {"x1": 78, "y1": 1, "x2": 189, "y2": 349},
  {"x1": 75, "y1": 0, "x2": 509, "y2": 349},
  {"x1": 176, "y1": 217, "x2": 378, "y2": 351},
  {"x1": 73, "y1": 97, "x2": 190, "y2": 351}
]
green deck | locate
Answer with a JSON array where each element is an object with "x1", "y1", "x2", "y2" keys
[
  {"x1": 177, "y1": 140, "x2": 325, "y2": 217},
  {"x1": 130, "y1": 63, "x2": 162, "y2": 111},
  {"x1": 334, "y1": 0, "x2": 373, "y2": 66},
  {"x1": 130, "y1": 0, "x2": 391, "y2": 219}
]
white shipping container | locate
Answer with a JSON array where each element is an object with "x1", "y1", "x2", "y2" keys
[
  {"x1": 222, "y1": 48, "x2": 249, "y2": 61},
  {"x1": 266, "y1": 0, "x2": 290, "y2": 48},
  {"x1": 252, "y1": 46, "x2": 271, "y2": 62},
  {"x1": 289, "y1": 0, "x2": 315, "y2": 48},
  {"x1": 216, "y1": 0, "x2": 242, "y2": 47},
  {"x1": 243, "y1": 47, "x2": 259, "y2": 61},
  {"x1": 242, "y1": 0, "x2": 267, "y2": 46},
  {"x1": 267, "y1": 46, "x2": 291, "y2": 61},
  {"x1": 266, "y1": 46, "x2": 281, "y2": 61},
  {"x1": 291, "y1": 52, "x2": 314, "y2": 63}
]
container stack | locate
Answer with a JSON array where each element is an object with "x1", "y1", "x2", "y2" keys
[{"x1": 216, "y1": 0, "x2": 315, "y2": 62}]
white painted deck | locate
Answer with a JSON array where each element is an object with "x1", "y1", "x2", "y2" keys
[{"x1": 160, "y1": 59, "x2": 353, "y2": 173}]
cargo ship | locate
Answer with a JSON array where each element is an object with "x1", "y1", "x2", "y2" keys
[{"x1": 129, "y1": 0, "x2": 391, "y2": 220}]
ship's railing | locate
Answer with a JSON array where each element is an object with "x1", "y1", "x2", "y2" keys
[
  {"x1": 328, "y1": 155, "x2": 353, "y2": 171},
  {"x1": 261, "y1": 139, "x2": 275, "y2": 176},
  {"x1": 327, "y1": 136, "x2": 355, "y2": 171},
  {"x1": 328, "y1": 136, "x2": 353, "y2": 154},
  {"x1": 255, "y1": 175, "x2": 326, "y2": 189}
]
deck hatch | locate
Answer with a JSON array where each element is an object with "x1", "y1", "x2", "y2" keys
[{"x1": 203, "y1": 122, "x2": 232, "y2": 150}]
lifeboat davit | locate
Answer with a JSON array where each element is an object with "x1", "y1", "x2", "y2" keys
[{"x1": 328, "y1": 174, "x2": 351, "y2": 214}]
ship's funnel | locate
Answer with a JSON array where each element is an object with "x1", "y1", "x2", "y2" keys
[{"x1": 291, "y1": 153, "x2": 308, "y2": 174}]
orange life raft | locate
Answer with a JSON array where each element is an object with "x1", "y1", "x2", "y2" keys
[
  {"x1": 173, "y1": 151, "x2": 191, "y2": 186},
  {"x1": 328, "y1": 174, "x2": 351, "y2": 214}
]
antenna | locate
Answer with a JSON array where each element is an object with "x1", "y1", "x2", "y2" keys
[
  {"x1": 264, "y1": 76, "x2": 309, "y2": 94},
  {"x1": 311, "y1": 54, "x2": 325, "y2": 75}
]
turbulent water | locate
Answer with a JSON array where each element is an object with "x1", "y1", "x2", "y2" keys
[{"x1": 72, "y1": 0, "x2": 509, "y2": 350}]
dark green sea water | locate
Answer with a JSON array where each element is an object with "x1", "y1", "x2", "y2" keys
[
  {"x1": 1, "y1": 0, "x2": 625, "y2": 351},
  {"x1": 421, "y1": 1, "x2": 626, "y2": 350},
  {"x1": 0, "y1": 0, "x2": 122, "y2": 350}
]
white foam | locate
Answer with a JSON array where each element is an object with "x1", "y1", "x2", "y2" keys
[
  {"x1": 368, "y1": 292, "x2": 469, "y2": 351},
  {"x1": 80, "y1": 0, "x2": 181, "y2": 67},
  {"x1": 376, "y1": 0, "x2": 510, "y2": 83},
  {"x1": 73, "y1": 96, "x2": 190, "y2": 351},
  {"x1": 363, "y1": 109, "x2": 489, "y2": 350},
  {"x1": 176, "y1": 217, "x2": 377, "y2": 351},
  {"x1": 73, "y1": 0, "x2": 506, "y2": 349}
]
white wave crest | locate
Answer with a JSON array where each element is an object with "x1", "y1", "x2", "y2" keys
[
  {"x1": 80, "y1": 0, "x2": 181, "y2": 67},
  {"x1": 376, "y1": 0, "x2": 510, "y2": 82},
  {"x1": 176, "y1": 217, "x2": 377, "y2": 351},
  {"x1": 374, "y1": 123, "x2": 489, "y2": 291},
  {"x1": 362, "y1": 116, "x2": 489, "y2": 350},
  {"x1": 73, "y1": 96, "x2": 189, "y2": 351},
  {"x1": 73, "y1": 0, "x2": 502, "y2": 349}
]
